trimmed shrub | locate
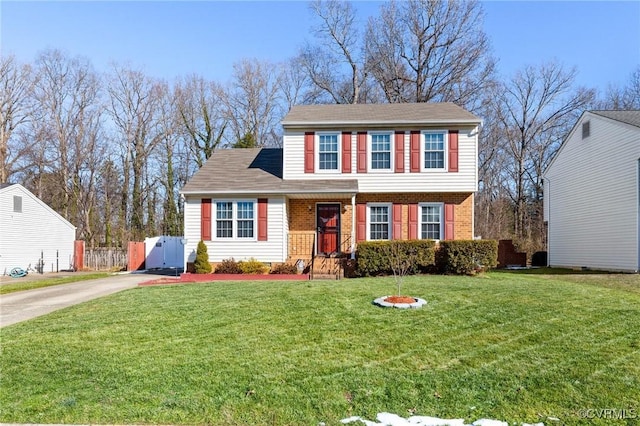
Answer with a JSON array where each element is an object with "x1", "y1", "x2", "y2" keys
[
  {"x1": 239, "y1": 258, "x2": 269, "y2": 274},
  {"x1": 214, "y1": 258, "x2": 242, "y2": 274},
  {"x1": 194, "y1": 240, "x2": 212, "y2": 274},
  {"x1": 437, "y1": 240, "x2": 498, "y2": 275},
  {"x1": 356, "y1": 240, "x2": 436, "y2": 277},
  {"x1": 270, "y1": 263, "x2": 299, "y2": 274}
]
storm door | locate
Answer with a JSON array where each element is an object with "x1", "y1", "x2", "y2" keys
[{"x1": 317, "y1": 204, "x2": 340, "y2": 255}]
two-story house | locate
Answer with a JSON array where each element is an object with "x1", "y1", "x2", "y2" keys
[{"x1": 180, "y1": 103, "x2": 481, "y2": 272}]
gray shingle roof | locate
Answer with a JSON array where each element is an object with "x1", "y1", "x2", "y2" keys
[
  {"x1": 591, "y1": 110, "x2": 640, "y2": 128},
  {"x1": 181, "y1": 148, "x2": 358, "y2": 195},
  {"x1": 281, "y1": 102, "x2": 481, "y2": 128}
]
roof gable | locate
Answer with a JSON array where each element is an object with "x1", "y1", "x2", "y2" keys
[{"x1": 0, "y1": 183, "x2": 76, "y2": 230}]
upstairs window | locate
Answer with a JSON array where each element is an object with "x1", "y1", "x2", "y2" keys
[
  {"x1": 215, "y1": 200, "x2": 255, "y2": 239},
  {"x1": 423, "y1": 131, "x2": 446, "y2": 170},
  {"x1": 370, "y1": 132, "x2": 392, "y2": 170},
  {"x1": 318, "y1": 133, "x2": 339, "y2": 171}
]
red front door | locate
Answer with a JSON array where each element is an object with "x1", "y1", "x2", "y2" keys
[{"x1": 317, "y1": 204, "x2": 340, "y2": 255}]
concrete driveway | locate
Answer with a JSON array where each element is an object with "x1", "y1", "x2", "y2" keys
[{"x1": 0, "y1": 273, "x2": 152, "y2": 327}]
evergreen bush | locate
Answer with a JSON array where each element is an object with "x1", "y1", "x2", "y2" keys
[
  {"x1": 437, "y1": 240, "x2": 498, "y2": 275},
  {"x1": 356, "y1": 240, "x2": 436, "y2": 277},
  {"x1": 239, "y1": 258, "x2": 269, "y2": 274},
  {"x1": 194, "y1": 240, "x2": 212, "y2": 274}
]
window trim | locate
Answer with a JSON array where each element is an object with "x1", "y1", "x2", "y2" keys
[
  {"x1": 367, "y1": 130, "x2": 394, "y2": 172},
  {"x1": 421, "y1": 130, "x2": 448, "y2": 172},
  {"x1": 213, "y1": 199, "x2": 257, "y2": 241},
  {"x1": 366, "y1": 202, "x2": 392, "y2": 241},
  {"x1": 315, "y1": 131, "x2": 341, "y2": 173},
  {"x1": 418, "y1": 202, "x2": 444, "y2": 241}
]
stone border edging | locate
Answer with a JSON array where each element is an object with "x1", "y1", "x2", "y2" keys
[{"x1": 373, "y1": 296, "x2": 427, "y2": 309}]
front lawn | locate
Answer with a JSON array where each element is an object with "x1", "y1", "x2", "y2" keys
[{"x1": 1, "y1": 272, "x2": 639, "y2": 425}]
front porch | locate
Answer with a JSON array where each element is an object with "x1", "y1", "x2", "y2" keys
[{"x1": 287, "y1": 198, "x2": 355, "y2": 279}]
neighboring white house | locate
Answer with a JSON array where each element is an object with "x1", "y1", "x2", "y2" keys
[
  {"x1": 544, "y1": 110, "x2": 640, "y2": 272},
  {"x1": 180, "y1": 103, "x2": 481, "y2": 270},
  {"x1": 0, "y1": 183, "x2": 77, "y2": 275}
]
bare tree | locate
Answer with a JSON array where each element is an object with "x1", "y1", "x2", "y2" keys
[
  {"x1": 175, "y1": 75, "x2": 227, "y2": 170},
  {"x1": 224, "y1": 58, "x2": 283, "y2": 147},
  {"x1": 365, "y1": 0, "x2": 495, "y2": 108},
  {"x1": 491, "y1": 61, "x2": 595, "y2": 249},
  {"x1": 25, "y1": 49, "x2": 104, "y2": 245},
  {"x1": 106, "y1": 64, "x2": 164, "y2": 242},
  {"x1": 598, "y1": 66, "x2": 640, "y2": 110},
  {"x1": 298, "y1": 0, "x2": 370, "y2": 104},
  {"x1": 0, "y1": 55, "x2": 34, "y2": 183}
]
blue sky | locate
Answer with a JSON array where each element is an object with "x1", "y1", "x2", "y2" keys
[{"x1": 1, "y1": 1, "x2": 639, "y2": 94}]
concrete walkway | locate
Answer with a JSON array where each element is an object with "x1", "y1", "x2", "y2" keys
[{"x1": 0, "y1": 273, "x2": 151, "y2": 327}]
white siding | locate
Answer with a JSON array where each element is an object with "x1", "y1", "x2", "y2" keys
[
  {"x1": 282, "y1": 128, "x2": 478, "y2": 192},
  {"x1": 0, "y1": 185, "x2": 76, "y2": 274},
  {"x1": 183, "y1": 196, "x2": 287, "y2": 264},
  {"x1": 544, "y1": 113, "x2": 640, "y2": 272}
]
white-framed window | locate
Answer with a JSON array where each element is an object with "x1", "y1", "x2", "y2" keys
[
  {"x1": 367, "y1": 203, "x2": 392, "y2": 240},
  {"x1": 214, "y1": 200, "x2": 256, "y2": 240},
  {"x1": 316, "y1": 132, "x2": 340, "y2": 172},
  {"x1": 369, "y1": 131, "x2": 393, "y2": 171},
  {"x1": 422, "y1": 130, "x2": 447, "y2": 170},
  {"x1": 419, "y1": 203, "x2": 443, "y2": 240}
]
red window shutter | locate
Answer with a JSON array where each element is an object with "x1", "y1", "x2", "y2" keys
[
  {"x1": 444, "y1": 203, "x2": 455, "y2": 240},
  {"x1": 258, "y1": 198, "x2": 268, "y2": 241},
  {"x1": 392, "y1": 203, "x2": 403, "y2": 240},
  {"x1": 410, "y1": 131, "x2": 420, "y2": 172},
  {"x1": 449, "y1": 130, "x2": 459, "y2": 172},
  {"x1": 408, "y1": 204, "x2": 418, "y2": 240},
  {"x1": 304, "y1": 132, "x2": 314, "y2": 173},
  {"x1": 357, "y1": 132, "x2": 367, "y2": 173},
  {"x1": 356, "y1": 203, "x2": 367, "y2": 242},
  {"x1": 394, "y1": 131, "x2": 404, "y2": 173},
  {"x1": 201, "y1": 198, "x2": 212, "y2": 241},
  {"x1": 342, "y1": 132, "x2": 352, "y2": 173}
]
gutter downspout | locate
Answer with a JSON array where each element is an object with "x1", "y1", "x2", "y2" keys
[{"x1": 351, "y1": 194, "x2": 356, "y2": 260}]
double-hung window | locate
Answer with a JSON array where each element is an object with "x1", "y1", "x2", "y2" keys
[
  {"x1": 317, "y1": 133, "x2": 339, "y2": 171},
  {"x1": 215, "y1": 200, "x2": 255, "y2": 239},
  {"x1": 368, "y1": 204, "x2": 391, "y2": 240},
  {"x1": 423, "y1": 131, "x2": 446, "y2": 170},
  {"x1": 420, "y1": 203, "x2": 443, "y2": 240},
  {"x1": 370, "y1": 132, "x2": 392, "y2": 170}
]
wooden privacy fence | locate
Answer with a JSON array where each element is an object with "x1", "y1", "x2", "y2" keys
[{"x1": 83, "y1": 247, "x2": 128, "y2": 271}]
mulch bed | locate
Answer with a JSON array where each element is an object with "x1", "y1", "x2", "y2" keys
[{"x1": 140, "y1": 273, "x2": 310, "y2": 286}]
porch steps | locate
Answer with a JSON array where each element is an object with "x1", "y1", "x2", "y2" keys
[{"x1": 311, "y1": 256, "x2": 343, "y2": 280}]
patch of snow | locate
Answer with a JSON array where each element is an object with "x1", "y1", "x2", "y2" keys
[
  {"x1": 341, "y1": 413, "x2": 543, "y2": 426},
  {"x1": 472, "y1": 420, "x2": 507, "y2": 426}
]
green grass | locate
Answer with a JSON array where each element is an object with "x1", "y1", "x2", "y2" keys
[
  {"x1": 1, "y1": 273, "x2": 639, "y2": 425},
  {"x1": 0, "y1": 272, "x2": 111, "y2": 294}
]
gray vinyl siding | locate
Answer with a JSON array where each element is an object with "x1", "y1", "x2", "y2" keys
[
  {"x1": 544, "y1": 113, "x2": 640, "y2": 272},
  {"x1": 0, "y1": 185, "x2": 76, "y2": 274},
  {"x1": 282, "y1": 127, "x2": 478, "y2": 193},
  {"x1": 183, "y1": 196, "x2": 287, "y2": 264}
]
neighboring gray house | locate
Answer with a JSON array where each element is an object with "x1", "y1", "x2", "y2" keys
[
  {"x1": 543, "y1": 110, "x2": 640, "y2": 272},
  {"x1": 0, "y1": 183, "x2": 77, "y2": 275}
]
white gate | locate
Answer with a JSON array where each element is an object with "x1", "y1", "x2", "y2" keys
[{"x1": 144, "y1": 236, "x2": 184, "y2": 269}]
